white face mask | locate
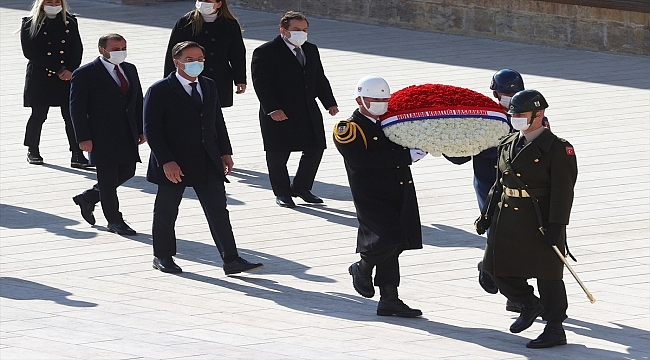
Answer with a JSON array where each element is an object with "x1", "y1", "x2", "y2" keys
[
  {"x1": 362, "y1": 98, "x2": 389, "y2": 116},
  {"x1": 195, "y1": 1, "x2": 216, "y2": 15},
  {"x1": 106, "y1": 50, "x2": 127, "y2": 65},
  {"x1": 43, "y1": 5, "x2": 62, "y2": 15},
  {"x1": 510, "y1": 116, "x2": 531, "y2": 131},
  {"x1": 286, "y1": 31, "x2": 308, "y2": 46},
  {"x1": 499, "y1": 95, "x2": 512, "y2": 109}
]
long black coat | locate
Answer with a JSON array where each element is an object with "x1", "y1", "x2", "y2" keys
[
  {"x1": 482, "y1": 129, "x2": 578, "y2": 280},
  {"x1": 163, "y1": 12, "x2": 246, "y2": 108},
  {"x1": 70, "y1": 58, "x2": 143, "y2": 165},
  {"x1": 144, "y1": 73, "x2": 233, "y2": 187},
  {"x1": 334, "y1": 110, "x2": 423, "y2": 254},
  {"x1": 21, "y1": 12, "x2": 82, "y2": 107},
  {"x1": 251, "y1": 36, "x2": 337, "y2": 152}
]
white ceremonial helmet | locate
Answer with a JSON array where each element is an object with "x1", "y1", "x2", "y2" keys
[{"x1": 355, "y1": 76, "x2": 391, "y2": 99}]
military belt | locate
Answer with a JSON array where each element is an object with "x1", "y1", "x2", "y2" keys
[{"x1": 503, "y1": 187, "x2": 550, "y2": 198}]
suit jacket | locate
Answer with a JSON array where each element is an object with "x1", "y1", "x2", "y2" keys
[
  {"x1": 70, "y1": 57, "x2": 143, "y2": 165},
  {"x1": 21, "y1": 12, "x2": 83, "y2": 107},
  {"x1": 251, "y1": 35, "x2": 337, "y2": 151},
  {"x1": 483, "y1": 129, "x2": 578, "y2": 280},
  {"x1": 163, "y1": 12, "x2": 246, "y2": 108},
  {"x1": 334, "y1": 110, "x2": 423, "y2": 253},
  {"x1": 144, "y1": 72, "x2": 233, "y2": 187}
]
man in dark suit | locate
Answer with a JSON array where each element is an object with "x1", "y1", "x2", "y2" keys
[
  {"x1": 334, "y1": 76, "x2": 426, "y2": 318},
  {"x1": 251, "y1": 11, "x2": 338, "y2": 208},
  {"x1": 70, "y1": 34, "x2": 145, "y2": 235},
  {"x1": 144, "y1": 41, "x2": 263, "y2": 275}
]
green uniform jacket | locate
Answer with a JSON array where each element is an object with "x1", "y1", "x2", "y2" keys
[{"x1": 482, "y1": 129, "x2": 577, "y2": 280}]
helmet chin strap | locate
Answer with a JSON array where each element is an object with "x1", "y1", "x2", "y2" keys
[{"x1": 361, "y1": 97, "x2": 371, "y2": 113}]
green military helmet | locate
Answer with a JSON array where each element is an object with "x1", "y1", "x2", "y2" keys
[{"x1": 507, "y1": 89, "x2": 549, "y2": 114}]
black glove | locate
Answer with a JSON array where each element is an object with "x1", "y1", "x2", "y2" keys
[
  {"x1": 543, "y1": 223, "x2": 565, "y2": 247},
  {"x1": 475, "y1": 215, "x2": 491, "y2": 235}
]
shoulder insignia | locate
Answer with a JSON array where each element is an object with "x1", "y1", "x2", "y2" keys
[
  {"x1": 565, "y1": 146, "x2": 575, "y2": 155},
  {"x1": 558, "y1": 138, "x2": 566, "y2": 142},
  {"x1": 333, "y1": 119, "x2": 367, "y2": 149}
]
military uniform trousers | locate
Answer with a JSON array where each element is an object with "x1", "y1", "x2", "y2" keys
[
  {"x1": 492, "y1": 276, "x2": 568, "y2": 323},
  {"x1": 360, "y1": 242, "x2": 404, "y2": 288},
  {"x1": 152, "y1": 159, "x2": 238, "y2": 260}
]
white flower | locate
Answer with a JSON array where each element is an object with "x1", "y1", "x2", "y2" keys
[{"x1": 381, "y1": 113, "x2": 510, "y2": 157}]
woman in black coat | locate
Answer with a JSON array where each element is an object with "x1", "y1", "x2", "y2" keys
[
  {"x1": 163, "y1": 0, "x2": 246, "y2": 108},
  {"x1": 20, "y1": 0, "x2": 89, "y2": 168}
]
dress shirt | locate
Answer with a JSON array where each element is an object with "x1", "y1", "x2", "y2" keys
[
  {"x1": 175, "y1": 71, "x2": 203, "y2": 101},
  {"x1": 100, "y1": 57, "x2": 129, "y2": 87}
]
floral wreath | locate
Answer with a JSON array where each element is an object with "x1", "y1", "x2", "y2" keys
[{"x1": 379, "y1": 84, "x2": 509, "y2": 157}]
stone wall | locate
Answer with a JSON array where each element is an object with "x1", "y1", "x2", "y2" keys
[{"x1": 226, "y1": 0, "x2": 649, "y2": 56}]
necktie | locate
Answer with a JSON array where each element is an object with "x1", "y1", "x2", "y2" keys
[
  {"x1": 294, "y1": 47, "x2": 305, "y2": 66},
  {"x1": 114, "y1": 65, "x2": 128, "y2": 96},
  {"x1": 514, "y1": 136, "x2": 526, "y2": 154},
  {"x1": 189, "y1": 82, "x2": 202, "y2": 105}
]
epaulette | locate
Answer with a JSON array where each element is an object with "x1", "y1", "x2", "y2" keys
[
  {"x1": 557, "y1": 137, "x2": 567, "y2": 143},
  {"x1": 333, "y1": 118, "x2": 367, "y2": 149},
  {"x1": 498, "y1": 132, "x2": 518, "y2": 146}
]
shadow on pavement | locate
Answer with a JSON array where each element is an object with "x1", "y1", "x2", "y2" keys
[
  {"x1": 178, "y1": 273, "x2": 648, "y2": 359},
  {"x1": 0, "y1": 277, "x2": 97, "y2": 308},
  {"x1": 422, "y1": 223, "x2": 486, "y2": 249},
  {"x1": 0, "y1": 203, "x2": 96, "y2": 240}
]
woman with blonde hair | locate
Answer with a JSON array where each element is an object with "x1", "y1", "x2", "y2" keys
[
  {"x1": 20, "y1": 0, "x2": 89, "y2": 168},
  {"x1": 163, "y1": 0, "x2": 246, "y2": 108}
]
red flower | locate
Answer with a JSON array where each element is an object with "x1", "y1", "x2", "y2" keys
[{"x1": 387, "y1": 84, "x2": 501, "y2": 114}]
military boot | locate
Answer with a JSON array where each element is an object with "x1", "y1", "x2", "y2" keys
[
  {"x1": 509, "y1": 297, "x2": 544, "y2": 333},
  {"x1": 376, "y1": 285, "x2": 422, "y2": 318},
  {"x1": 526, "y1": 322, "x2": 567, "y2": 348},
  {"x1": 71, "y1": 151, "x2": 93, "y2": 169},
  {"x1": 477, "y1": 261, "x2": 498, "y2": 294},
  {"x1": 506, "y1": 299, "x2": 523, "y2": 313},
  {"x1": 27, "y1": 147, "x2": 43, "y2": 165},
  {"x1": 348, "y1": 259, "x2": 374, "y2": 298}
]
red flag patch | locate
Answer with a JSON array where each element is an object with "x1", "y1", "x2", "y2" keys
[{"x1": 565, "y1": 146, "x2": 575, "y2": 155}]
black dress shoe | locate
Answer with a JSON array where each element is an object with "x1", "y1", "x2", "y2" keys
[
  {"x1": 526, "y1": 322, "x2": 567, "y2": 348},
  {"x1": 510, "y1": 298, "x2": 544, "y2": 333},
  {"x1": 506, "y1": 299, "x2": 523, "y2": 313},
  {"x1": 223, "y1": 257, "x2": 263, "y2": 275},
  {"x1": 276, "y1": 196, "x2": 296, "y2": 208},
  {"x1": 71, "y1": 151, "x2": 94, "y2": 169},
  {"x1": 348, "y1": 260, "x2": 374, "y2": 298},
  {"x1": 291, "y1": 188, "x2": 323, "y2": 203},
  {"x1": 478, "y1": 261, "x2": 498, "y2": 294},
  {"x1": 153, "y1": 257, "x2": 182, "y2": 274},
  {"x1": 107, "y1": 221, "x2": 136, "y2": 236},
  {"x1": 72, "y1": 194, "x2": 96, "y2": 225},
  {"x1": 376, "y1": 286, "x2": 422, "y2": 317},
  {"x1": 27, "y1": 148, "x2": 43, "y2": 165}
]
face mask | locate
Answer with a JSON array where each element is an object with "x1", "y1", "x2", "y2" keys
[
  {"x1": 181, "y1": 61, "x2": 204, "y2": 77},
  {"x1": 510, "y1": 116, "x2": 531, "y2": 131},
  {"x1": 106, "y1": 50, "x2": 127, "y2": 65},
  {"x1": 195, "y1": 1, "x2": 216, "y2": 15},
  {"x1": 362, "y1": 98, "x2": 389, "y2": 116},
  {"x1": 43, "y1": 5, "x2": 62, "y2": 15},
  {"x1": 499, "y1": 95, "x2": 512, "y2": 109},
  {"x1": 287, "y1": 31, "x2": 308, "y2": 46}
]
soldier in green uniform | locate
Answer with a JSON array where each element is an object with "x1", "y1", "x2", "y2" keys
[
  {"x1": 475, "y1": 90, "x2": 578, "y2": 348},
  {"x1": 334, "y1": 76, "x2": 426, "y2": 318}
]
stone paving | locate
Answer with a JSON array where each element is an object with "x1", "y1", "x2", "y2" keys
[{"x1": 0, "y1": 1, "x2": 648, "y2": 359}]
